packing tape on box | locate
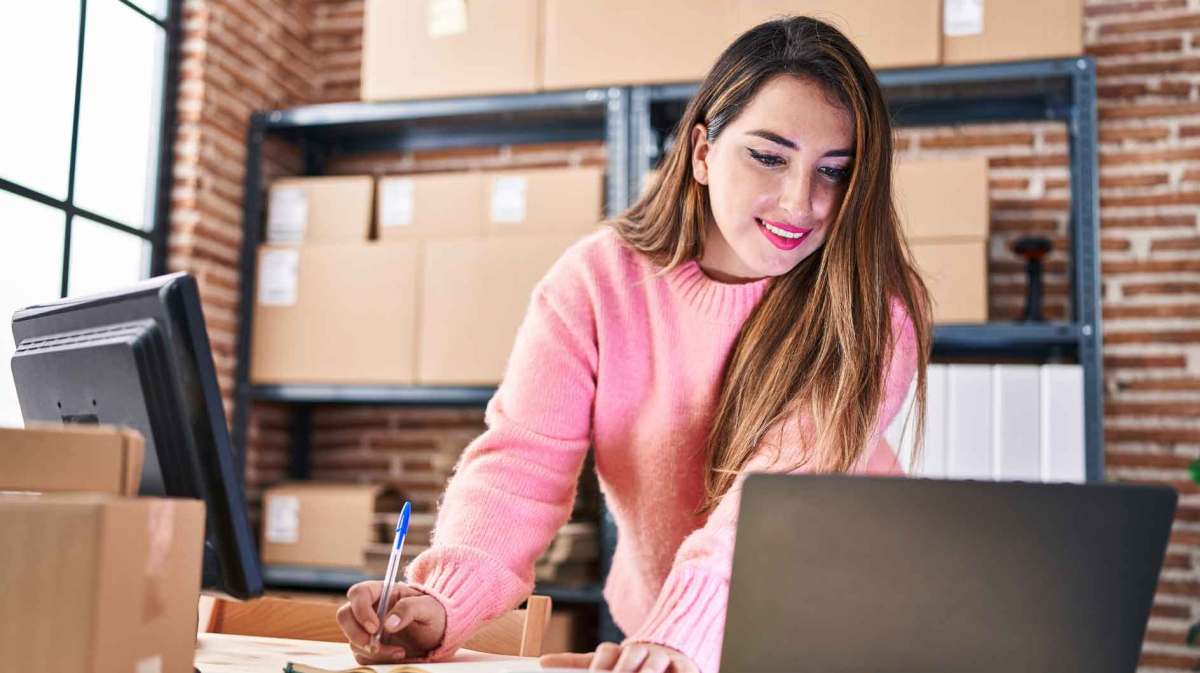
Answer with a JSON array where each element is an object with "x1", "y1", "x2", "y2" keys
[{"x1": 143, "y1": 500, "x2": 175, "y2": 622}]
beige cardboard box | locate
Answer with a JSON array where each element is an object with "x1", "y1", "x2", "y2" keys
[
  {"x1": 266, "y1": 176, "x2": 373, "y2": 245},
  {"x1": 542, "y1": 0, "x2": 739, "y2": 89},
  {"x1": 0, "y1": 493, "x2": 205, "y2": 673},
  {"x1": 377, "y1": 172, "x2": 486, "y2": 240},
  {"x1": 911, "y1": 239, "x2": 989, "y2": 323},
  {"x1": 483, "y1": 166, "x2": 605, "y2": 235},
  {"x1": 0, "y1": 423, "x2": 144, "y2": 496},
  {"x1": 380, "y1": 167, "x2": 605, "y2": 239},
  {"x1": 250, "y1": 243, "x2": 419, "y2": 385},
  {"x1": 362, "y1": 0, "x2": 540, "y2": 100},
  {"x1": 418, "y1": 235, "x2": 582, "y2": 385},
  {"x1": 734, "y1": 0, "x2": 941, "y2": 69},
  {"x1": 943, "y1": 0, "x2": 1082, "y2": 65},
  {"x1": 894, "y1": 156, "x2": 989, "y2": 241},
  {"x1": 261, "y1": 483, "x2": 383, "y2": 569}
]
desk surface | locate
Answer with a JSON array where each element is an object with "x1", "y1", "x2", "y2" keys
[
  {"x1": 195, "y1": 633, "x2": 347, "y2": 673},
  {"x1": 194, "y1": 633, "x2": 542, "y2": 673}
]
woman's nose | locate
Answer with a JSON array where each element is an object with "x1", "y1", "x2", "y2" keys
[{"x1": 777, "y1": 173, "x2": 813, "y2": 220}]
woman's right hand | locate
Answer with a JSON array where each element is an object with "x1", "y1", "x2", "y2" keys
[{"x1": 336, "y1": 580, "x2": 448, "y2": 664}]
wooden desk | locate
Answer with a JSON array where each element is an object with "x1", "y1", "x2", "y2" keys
[
  {"x1": 194, "y1": 633, "x2": 542, "y2": 672},
  {"x1": 195, "y1": 633, "x2": 347, "y2": 672}
]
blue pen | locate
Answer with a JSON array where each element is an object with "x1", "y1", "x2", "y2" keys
[{"x1": 373, "y1": 500, "x2": 411, "y2": 649}]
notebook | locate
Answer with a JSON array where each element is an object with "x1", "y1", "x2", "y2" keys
[{"x1": 284, "y1": 648, "x2": 542, "y2": 673}]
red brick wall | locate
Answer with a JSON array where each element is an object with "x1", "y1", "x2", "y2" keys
[
  {"x1": 169, "y1": 0, "x2": 319, "y2": 511},
  {"x1": 172, "y1": 1, "x2": 1200, "y2": 664}
]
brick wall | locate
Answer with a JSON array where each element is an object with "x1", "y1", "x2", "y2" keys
[
  {"x1": 171, "y1": 0, "x2": 1200, "y2": 665},
  {"x1": 169, "y1": 0, "x2": 319, "y2": 511}
]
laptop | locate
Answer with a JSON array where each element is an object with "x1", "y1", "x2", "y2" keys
[{"x1": 721, "y1": 474, "x2": 1177, "y2": 673}]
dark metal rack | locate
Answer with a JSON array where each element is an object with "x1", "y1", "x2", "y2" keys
[
  {"x1": 233, "y1": 86, "x2": 629, "y2": 644},
  {"x1": 629, "y1": 57, "x2": 1103, "y2": 482},
  {"x1": 232, "y1": 56, "x2": 1103, "y2": 647}
]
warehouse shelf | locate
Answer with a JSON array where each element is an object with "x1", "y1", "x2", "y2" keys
[
  {"x1": 250, "y1": 384, "x2": 496, "y2": 407},
  {"x1": 235, "y1": 56, "x2": 1102, "y2": 648},
  {"x1": 235, "y1": 85, "x2": 629, "y2": 645}
]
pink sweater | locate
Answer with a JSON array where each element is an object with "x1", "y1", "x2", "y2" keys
[{"x1": 406, "y1": 227, "x2": 916, "y2": 673}]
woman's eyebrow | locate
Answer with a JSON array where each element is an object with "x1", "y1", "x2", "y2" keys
[{"x1": 746, "y1": 129, "x2": 853, "y2": 157}]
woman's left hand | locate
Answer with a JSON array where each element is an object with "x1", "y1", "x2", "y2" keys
[{"x1": 539, "y1": 642, "x2": 699, "y2": 672}]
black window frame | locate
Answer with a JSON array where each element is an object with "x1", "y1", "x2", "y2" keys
[{"x1": 0, "y1": 0, "x2": 182, "y2": 296}]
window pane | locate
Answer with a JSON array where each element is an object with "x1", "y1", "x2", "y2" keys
[
  {"x1": 74, "y1": 0, "x2": 165, "y2": 230},
  {"x1": 67, "y1": 217, "x2": 151, "y2": 297},
  {"x1": 127, "y1": 0, "x2": 168, "y2": 20},
  {"x1": 0, "y1": 2, "x2": 81, "y2": 199},
  {"x1": 0, "y1": 192, "x2": 67, "y2": 428}
]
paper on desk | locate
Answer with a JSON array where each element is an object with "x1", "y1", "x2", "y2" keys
[{"x1": 288, "y1": 647, "x2": 541, "y2": 672}]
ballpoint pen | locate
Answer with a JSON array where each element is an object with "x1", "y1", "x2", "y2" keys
[{"x1": 372, "y1": 500, "x2": 411, "y2": 649}]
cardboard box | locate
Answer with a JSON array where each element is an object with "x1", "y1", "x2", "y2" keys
[
  {"x1": 250, "y1": 243, "x2": 419, "y2": 385},
  {"x1": 261, "y1": 483, "x2": 384, "y2": 569},
  {"x1": 542, "y1": 0, "x2": 739, "y2": 89},
  {"x1": 379, "y1": 166, "x2": 605, "y2": 240},
  {"x1": 377, "y1": 172, "x2": 486, "y2": 240},
  {"x1": 266, "y1": 176, "x2": 373, "y2": 245},
  {"x1": 0, "y1": 493, "x2": 205, "y2": 673},
  {"x1": 943, "y1": 0, "x2": 1082, "y2": 65},
  {"x1": 0, "y1": 423, "x2": 144, "y2": 496},
  {"x1": 734, "y1": 0, "x2": 941, "y2": 69},
  {"x1": 362, "y1": 0, "x2": 540, "y2": 100},
  {"x1": 894, "y1": 156, "x2": 989, "y2": 241},
  {"x1": 911, "y1": 240, "x2": 989, "y2": 323},
  {"x1": 483, "y1": 166, "x2": 605, "y2": 235},
  {"x1": 418, "y1": 235, "x2": 581, "y2": 385}
]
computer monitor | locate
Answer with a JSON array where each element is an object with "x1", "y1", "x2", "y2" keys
[{"x1": 10, "y1": 271, "x2": 263, "y2": 600}]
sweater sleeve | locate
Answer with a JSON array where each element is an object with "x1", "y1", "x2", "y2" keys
[
  {"x1": 624, "y1": 300, "x2": 919, "y2": 673},
  {"x1": 404, "y1": 251, "x2": 598, "y2": 659}
]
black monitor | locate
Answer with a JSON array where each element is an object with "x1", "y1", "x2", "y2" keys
[{"x1": 10, "y1": 271, "x2": 263, "y2": 600}]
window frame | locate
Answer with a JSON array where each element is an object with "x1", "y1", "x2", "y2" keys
[{"x1": 0, "y1": 0, "x2": 182, "y2": 296}]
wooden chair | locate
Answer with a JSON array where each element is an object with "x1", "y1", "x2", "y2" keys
[{"x1": 199, "y1": 593, "x2": 553, "y2": 657}]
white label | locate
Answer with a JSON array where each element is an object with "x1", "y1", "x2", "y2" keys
[
  {"x1": 379, "y1": 178, "x2": 415, "y2": 228},
  {"x1": 135, "y1": 655, "x2": 163, "y2": 673},
  {"x1": 257, "y1": 249, "x2": 300, "y2": 307},
  {"x1": 267, "y1": 186, "x2": 309, "y2": 244},
  {"x1": 490, "y1": 176, "x2": 528, "y2": 224},
  {"x1": 427, "y1": 0, "x2": 468, "y2": 37},
  {"x1": 265, "y1": 495, "x2": 300, "y2": 544},
  {"x1": 944, "y1": 0, "x2": 984, "y2": 37}
]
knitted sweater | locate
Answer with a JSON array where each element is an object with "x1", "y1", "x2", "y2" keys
[{"x1": 406, "y1": 227, "x2": 916, "y2": 673}]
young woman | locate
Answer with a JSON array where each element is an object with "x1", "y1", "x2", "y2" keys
[{"x1": 336, "y1": 15, "x2": 931, "y2": 673}]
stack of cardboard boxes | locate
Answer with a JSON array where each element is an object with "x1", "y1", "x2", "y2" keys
[
  {"x1": 250, "y1": 166, "x2": 603, "y2": 386},
  {"x1": 0, "y1": 424, "x2": 205, "y2": 673},
  {"x1": 362, "y1": 0, "x2": 1083, "y2": 100},
  {"x1": 894, "y1": 156, "x2": 991, "y2": 323}
]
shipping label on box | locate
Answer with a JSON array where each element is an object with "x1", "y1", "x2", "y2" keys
[
  {"x1": 379, "y1": 177, "x2": 416, "y2": 229},
  {"x1": 257, "y1": 248, "x2": 300, "y2": 306},
  {"x1": 944, "y1": 0, "x2": 985, "y2": 37},
  {"x1": 267, "y1": 187, "x2": 309, "y2": 244},
  {"x1": 426, "y1": 0, "x2": 468, "y2": 36},
  {"x1": 490, "y1": 176, "x2": 529, "y2": 224}
]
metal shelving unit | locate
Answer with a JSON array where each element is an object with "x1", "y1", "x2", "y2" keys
[
  {"x1": 231, "y1": 56, "x2": 1103, "y2": 647},
  {"x1": 232, "y1": 86, "x2": 629, "y2": 645},
  {"x1": 629, "y1": 57, "x2": 1103, "y2": 482}
]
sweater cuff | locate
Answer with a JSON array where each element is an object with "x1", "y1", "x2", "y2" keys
[
  {"x1": 405, "y1": 545, "x2": 532, "y2": 660},
  {"x1": 624, "y1": 564, "x2": 728, "y2": 673}
]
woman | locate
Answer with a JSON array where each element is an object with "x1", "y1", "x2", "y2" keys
[{"x1": 336, "y1": 15, "x2": 931, "y2": 673}]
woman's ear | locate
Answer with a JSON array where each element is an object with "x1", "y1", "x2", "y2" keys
[{"x1": 691, "y1": 123, "x2": 710, "y2": 185}]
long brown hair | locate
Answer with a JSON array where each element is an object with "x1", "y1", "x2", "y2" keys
[{"x1": 612, "y1": 16, "x2": 932, "y2": 515}]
